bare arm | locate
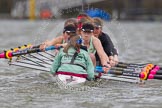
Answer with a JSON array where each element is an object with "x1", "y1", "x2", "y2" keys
[
  {"x1": 40, "y1": 35, "x2": 64, "y2": 50},
  {"x1": 92, "y1": 36, "x2": 110, "y2": 66},
  {"x1": 46, "y1": 36, "x2": 64, "y2": 46}
]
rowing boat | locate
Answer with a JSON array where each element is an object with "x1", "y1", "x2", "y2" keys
[{"x1": 1, "y1": 44, "x2": 162, "y2": 86}]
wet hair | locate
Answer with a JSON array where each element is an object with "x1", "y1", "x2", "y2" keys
[
  {"x1": 64, "y1": 18, "x2": 78, "y2": 28},
  {"x1": 63, "y1": 35, "x2": 82, "y2": 54}
]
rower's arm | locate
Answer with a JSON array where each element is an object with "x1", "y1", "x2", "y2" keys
[
  {"x1": 93, "y1": 37, "x2": 109, "y2": 66},
  {"x1": 46, "y1": 36, "x2": 64, "y2": 46},
  {"x1": 40, "y1": 36, "x2": 64, "y2": 50}
]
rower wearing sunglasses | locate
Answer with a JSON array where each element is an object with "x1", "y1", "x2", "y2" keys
[
  {"x1": 40, "y1": 18, "x2": 78, "y2": 50},
  {"x1": 93, "y1": 17, "x2": 119, "y2": 66},
  {"x1": 80, "y1": 22, "x2": 111, "y2": 73}
]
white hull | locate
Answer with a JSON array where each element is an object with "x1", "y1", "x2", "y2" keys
[{"x1": 57, "y1": 74, "x2": 86, "y2": 86}]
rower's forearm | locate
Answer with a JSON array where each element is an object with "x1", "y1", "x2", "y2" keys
[{"x1": 100, "y1": 55, "x2": 110, "y2": 66}]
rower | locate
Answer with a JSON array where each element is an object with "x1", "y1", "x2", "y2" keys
[
  {"x1": 93, "y1": 17, "x2": 119, "y2": 66},
  {"x1": 39, "y1": 18, "x2": 78, "y2": 50},
  {"x1": 80, "y1": 21, "x2": 111, "y2": 72},
  {"x1": 50, "y1": 34, "x2": 95, "y2": 85}
]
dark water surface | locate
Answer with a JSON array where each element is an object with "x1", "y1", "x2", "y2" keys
[{"x1": 0, "y1": 20, "x2": 162, "y2": 108}]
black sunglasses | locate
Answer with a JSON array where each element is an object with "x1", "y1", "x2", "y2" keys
[
  {"x1": 94, "y1": 27, "x2": 101, "y2": 30},
  {"x1": 65, "y1": 31, "x2": 76, "y2": 35},
  {"x1": 83, "y1": 31, "x2": 93, "y2": 33}
]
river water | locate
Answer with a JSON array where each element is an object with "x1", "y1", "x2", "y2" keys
[{"x1": 0, "y1": 19, "x2": 162, "y2": 108}]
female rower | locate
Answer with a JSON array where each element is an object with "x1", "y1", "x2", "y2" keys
[
  {"x1": 40, "y1": 18, "x2": 78, "y2": 50},
  {"x1": 80, "y1": 22, "x2": 111, "y2": 72},
  {"x1": 77, "y1": 13, "x2": 93, "y2": 34},
  {"x1": 93, "y1": 17, "x2": 119, "y2": 66},
  {"x1": 50, "y1": 35, "x2": 95, "y2": 85}
]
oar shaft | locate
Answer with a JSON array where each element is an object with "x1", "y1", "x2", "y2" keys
[
  {"x1": 118, "y1": 62, "x2": 162, "y2": 71},
  {"x1": 111, "y1": 66, "x2": 143, "y2": 72},
  {"x1": 116, "y1": 63, "x2": 145, "y2": 68},
  {"x1": 118, "y1": 62, "x2": 147, "y2": 66},
  {"x1": 108, "y1": 70, "x2": 140, "y2": 77},
  {"x1": 0, "y1": 46, "x2": 60, "y2": 59},
  {"x1": 95, "y1": 66, "x2": 139, "y2": 77},
  {"x1": 96, "y1": 66, "x2": 162, "y2": 80}
]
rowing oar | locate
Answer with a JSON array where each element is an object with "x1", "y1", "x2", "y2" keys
[
  {"x1": 2, "y1": 44, "x2": 33, "y2": 52},
  {"x1": 114, "y1": 63, "x2": 154, "y2": 72},
  {"x1": 118, "y1": 62, "x2": 147, "y2": 66},
  {"x1": 0, "y1": 44, "x2": 38, "y2": 58},
  {"x1": 115, "y1": 62, "x2": 162, "y2": 75},
  {"x1": 116, "y1": 62, "x2": 148, "y2": 68},
  {"x1": 95, "y1": 66, "x2": 162, "y2": 80},
  {"x1": 116, "y1": 62, "x2": 162, "y2": 70},
  {"x1": 1, "y1": 43, "x2": 40, "y2": 53},
  {"x1": 112, "y1": 64, "x2": 161, "y2": 74},
  {"x1": 0, "y1": 46, "x2": 61, "y2": 59}
]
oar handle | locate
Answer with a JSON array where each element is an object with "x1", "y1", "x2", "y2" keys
[{"x1": 45, "y1": 46, "x2": 62, "y2": 51}]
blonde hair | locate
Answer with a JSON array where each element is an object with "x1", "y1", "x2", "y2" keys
[
  {"x1": 64, "y1": 18, "x2": 78, "y2": 28},
  {"x1": 78, "y1": 17, "x2": 93, "y2": 24},
  {"x1": 93, "y1": 17, "x2": 103, "y2": 27}
]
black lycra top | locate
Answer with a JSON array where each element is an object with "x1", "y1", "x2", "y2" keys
[{"x1": 95, "y1": 32, "x2": 118, "y2": 63}]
